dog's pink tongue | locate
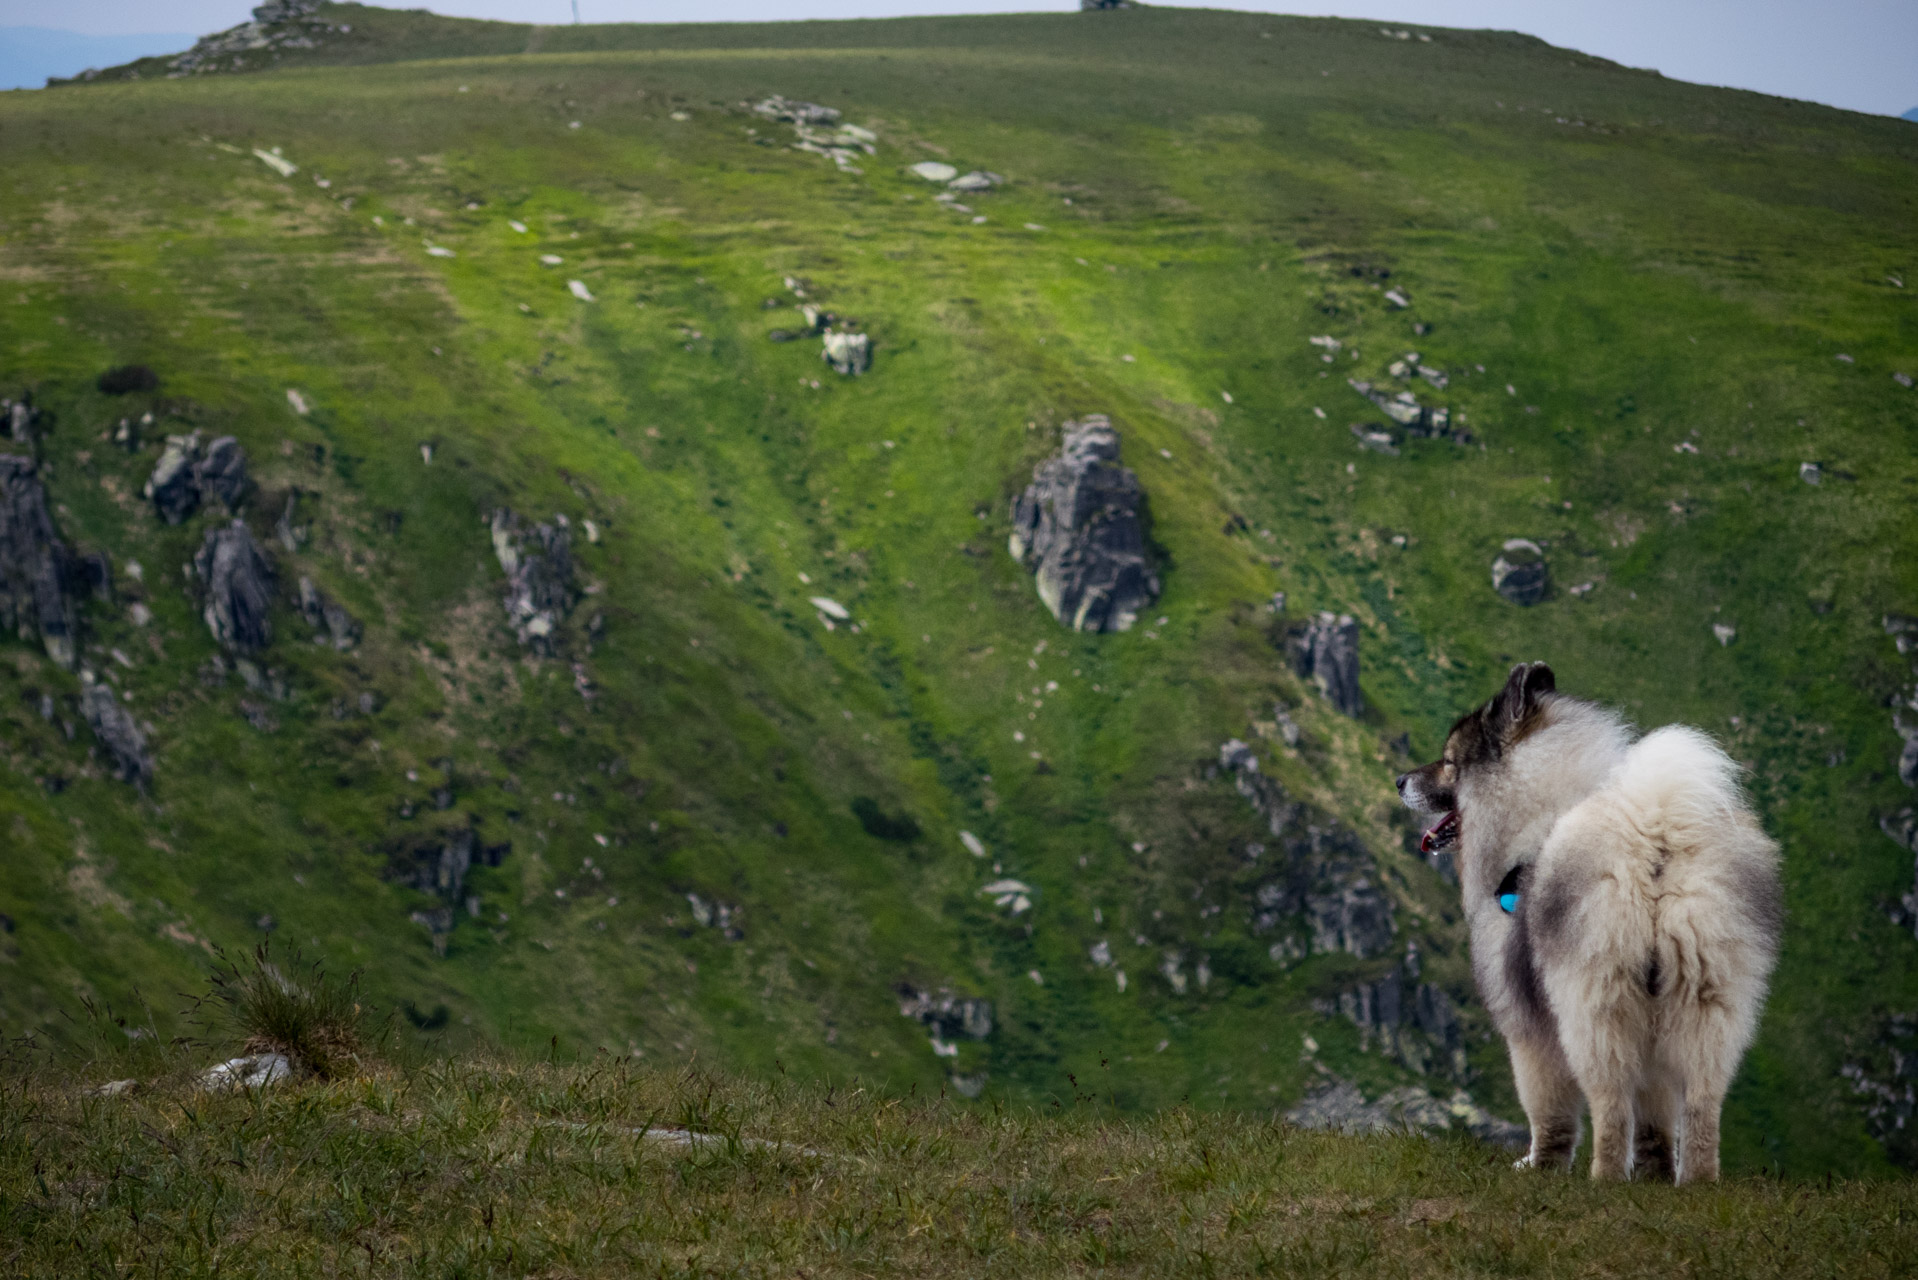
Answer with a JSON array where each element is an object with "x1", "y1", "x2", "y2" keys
[{"x1": 1420, "y1": 810, "x2": 1459, "y2": 854}]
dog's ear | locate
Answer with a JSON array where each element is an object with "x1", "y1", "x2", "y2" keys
[{"x1": 1485, "y1": 662, "x2": 1554, "y2": 744}]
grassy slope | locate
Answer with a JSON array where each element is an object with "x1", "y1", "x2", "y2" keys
[
  {"x1": 1, "y1": 5, "x2": 1915, "y2": 1175},
  {"x1": 5, "y1": 1058, "x2": 1916, "y2": 1277}
]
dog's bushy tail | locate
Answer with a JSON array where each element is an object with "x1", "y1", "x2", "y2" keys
[{"x1": 1608, "y1": 726, "x2": 1749, "y2": 842}]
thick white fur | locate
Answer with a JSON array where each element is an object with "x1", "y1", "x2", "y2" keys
[{"x1": 1458, "y1": 706, "x2": 1782, "y2": 1184}]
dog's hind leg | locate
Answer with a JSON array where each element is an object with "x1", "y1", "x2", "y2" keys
[
  {"x1": 1509, "y1": 1035, "x2": 1582, "y2": 1170},
  {"x1": 1632, "y1": 1073, "x2": 1679, "y2": 1183}
]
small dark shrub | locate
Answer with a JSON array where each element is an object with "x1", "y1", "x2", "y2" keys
[
  {"x1": 97, "y1": 364, "x2": 159, "y2": 394},
  {"x1": 852, "y1": 796, "x2": 921, "y2": 842}
]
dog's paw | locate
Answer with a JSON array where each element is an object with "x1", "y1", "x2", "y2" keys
[{"x1": 1512, "y1": 1151, "x2": 1537, "y2": 1171}]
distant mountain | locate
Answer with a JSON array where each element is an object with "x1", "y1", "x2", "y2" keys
[
  {"x1": 0, "y1": 27, "x2": 194, "y2": 91},
  {"x1": 1902, "y1": 106, "x2": 1918, "y2": 122}
]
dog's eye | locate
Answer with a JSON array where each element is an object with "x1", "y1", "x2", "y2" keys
[{"x1": 1496, "y1": 865, "x2": 1522, "y2": 915}]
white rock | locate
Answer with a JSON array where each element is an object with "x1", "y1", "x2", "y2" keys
[
  {"x1": 809, "y1": 596, "x2": 850, "y2": 620},
  {"x1": 508, "y1": 219, "x2": 528, "y2": 233},
  {"x1": 1220, "y1": 390, "x2": 1233, "y2": 403},
  {"x1": 1383, "y1": 289, "x2": 1410, "y2": 308},
  {"x1": 1089, "y1": 939, "x2": 1112, "y2": 966},
  {"x1": 95, "y1": 1078, "x2": 137, "y2": 1097},
  {"x1": 948, "y1": 170, "x2": 1003, "y2": 192},
  {"x1": 909, "y1": 161, "x2": 958, "y2": 182},
  {"x1": 201, "y1": 1052, "x2": 291, "y2": 1092},
  {"x1": 1309, "y1": 335, "x2": 1341, "y2": 349},
  {"x1": 1713, "y1": 623, "x2": 1736, "y2": 647},
  {"x1": 1799, "y1": 461, "x2": 1822, "y2": 485},
  {"x1": 540, "y1": 254, "x2": 562, "y2": 265},
  {"x1": 959, "y1": 830, "x2": 986, "y2": 858},
  {"x1": 252, "y1": 148, "x2": 296, "y2": 177},
  {"x1": 426, "y1": 244, "x2": 456, "y2": 258},
  {"x1": 568, "y1": 280, "x2": 595, "y2": 301},
  {"x1": 285, "y1": 388, "x2": 309, "y2": 415}
]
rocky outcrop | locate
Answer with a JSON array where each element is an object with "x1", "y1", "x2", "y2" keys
[
  {"x1": 1347, "y1": 379, "x2": 1468, "y2": 443},
  {"x1": 1883, "y1": 615, "x2": 1918, "y2": 786},
  {"x1": 389, "y1": 828, "x2": 509, "y2": 904},
  {"x1": 1880, "y1": 808, "x2": 1918, "y2": 939},
  {"x1": 1008, "y1": 416, "x2": 1160, "y2": 633},
  {"x1": 144, "y1": 433, "x2": 251, "y2": 524},
  {"x1": 158, "y1": 1, "x2": 331, "y2": 78},
  {"x1": 1222, "y1": 747, "x2": 1396, "y2": 958},
  {"x1": 491, "y1": 509, "x2": 576, "y2": 653},
  {"x1": 80, "y1": 677, "x2": 152, "y2": 787},
  {"x1": 821, "y1": 331, "x2": 871, "y2": 375},
  {"x1": 1841, "y1": 1013, "x2": 1917, "y2": 1170},
  {"x1": 1317, "y1": 944, "x2": 1467, "y2": 1079},
  {"x1": 1286, "y1": 1076, "x2": 1524, "y2": 1148},
  {"x1": 897, "y1": 984, "x2": 993, "y2": 1055},
  {"x1": 1491, "y1": 539, "x2": 1549, "y2": 606},
  {"x1": 194, "y1": 521, "x2": 275, "y2": 653},
  {"x1": 1292, "y1": 611, "x2": 1362, "y2": 716},
  {"x1": 0, "y1": 455, "x2": 83, "y2": 669},
  {"x1": 297, "y1": 576, "x2": 360, "y2": 650}
]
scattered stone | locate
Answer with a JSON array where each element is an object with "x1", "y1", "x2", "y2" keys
[
  {"x1": 753, "y1": 95, "x2": 841, "y2": 125},
  {"x1": 686, "y1": 891, "x2": 744, "y2": 938},
  {"x1": 821, "y1": 331, "x2": 871, "y2": 375},
  {"x1": 1840, "y1": 1013, "x2": 1918, "y2": 1170},
  {"x1": 1007, "y1": 415, "x2": 1161, "y2": 633},
  {"x1": 980, "y1": 878, "x2": 1033, "y2": 914},
  {"x1": 98, "y1": 365, "x2": 159, "y2": 395},
  {"x1": 286, "y1": 388, "x2": 310, "y2": 415},
  {"x1": 0, "y1": 455, "x2": 82, "y2": 668},
  {"x1": 1350, "y1": 423, "x2": 1400, "y2": 455},
  {"x1": 491, "y1": 509, "x2": 576, "y2": 654},
  {"x1": 80, "y1": 676, "x2": 153, "y2": 786},
  {"x1": 1219, "y1": 738, "x2": 1258, "y2": 772},
  {"x1": 95, "y1": 1078, "x2": 138, "y2": 1098},
  {"x1": 568, "y1": 280, "x2": 595, "y2": 302},
  {"x1": 201, "y1": 1052, "x2": 291, "y2": 1092},
  {"x1": 1713, "y1": 622, "x2": 1737, "y2": 647},
  {"x1": 1490, "y1": 539, "x2": 1548, "y2": 606},
  {"x1": 1292, "y1": 612, "x2": 1362, "y2": 716},
  {"x1": 1878, "y1": 808, "x2": 1918, "y2": 939},
  {"x1": 1383, "y1": 289, "x2": 1410, "y2": 308},
  {"x1": 1286, "y1": 1076, "x2": 1524, "y2": 1148},
  {"x1": 810, "y1": 596, "x2": 850, "y2": 620},
  {"x1": 1896, "y1": 373, "x2": 1914, "y2": 389},
  {"x1": 1800, "y1": 461, "x2": 1822, "y2": 484},
  {"x1": 3, "y1": 392, "x2": 42, "y2": 442},
  {"x1": 194, "y1": 520, "x2": 276, "y2": 653},
  {"x1": 948, "y1": 171, "x2": 1003, "y2": 192},
  {"x1": 909, "y1": 161, "x2": 958, "y2": 182},
  {"x1": 959, "y1": 830, "x2": 987, "y2": 858},
  {"x1": 297, "y1": 576, "x2": 360, "y2": 650}
]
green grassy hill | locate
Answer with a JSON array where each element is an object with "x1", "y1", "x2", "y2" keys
[{"x1": 2, "y1": 2, "x2": 1915, "y2": 1177}]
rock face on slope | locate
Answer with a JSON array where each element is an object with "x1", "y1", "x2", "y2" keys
[
  {"x1": 0, "y1": 454, "x2": 82, "y2": 669},
  {"x1": 897, "y1": 985, "x2": 994, "y2": 1046},
  {"x1": 297, "y1": 576, "x2": 360, "y2": 650},
  {"x1": 1491, "y1": 539, "x2": 1549, "y2": 605},
  {"x1": 3, "y1": 393, "x2": 42, "y2": 443},
  {"x1": 1007, "y1": 416, "x2": 1160, "y2": 633},
  {"x1": 1221, "y1": 746, "x2": 1395, "y2": 958},
  {"x1": 821, "y1": 331, "x2": 871, "y2": 375},
  {"x1": 144, "y1": 433, "x2": 252, "y2": 524},
  {"x1": 491, "y1": 509, "x2": 576, "y2": 653},
  {"x1": 81, "y1": 677, "x2": 153, "y2": 787},
  {"x1": 1318, "y1": 944, "x2": 1468, "y2": 1078},
  {"x1": 1292, "y1": 611, "x2": 1362, "y2": 716},
  {"x1": 194, "y1": 521, "x2": 276, "y2": 653}
]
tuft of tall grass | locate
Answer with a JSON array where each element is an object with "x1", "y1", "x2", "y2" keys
[{"x1": 187, "y1": 942, "x2": 372, "y2": 1079}]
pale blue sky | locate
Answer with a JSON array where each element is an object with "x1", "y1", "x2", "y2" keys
[{"x1": 3, "y1": 0, "x2": 1913, "y2": 117}]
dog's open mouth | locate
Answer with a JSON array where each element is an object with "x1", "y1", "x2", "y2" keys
[{"x1": 1419, "y1": 809, "x2": 1460, "y2": 855}]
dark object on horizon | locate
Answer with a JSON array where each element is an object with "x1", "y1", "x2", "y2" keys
[
  {"x1": 98, "y1": 364, "x2": 159, "y2": 395},
  {"x1": 853, "y1": 796, "x2": 921, "y2": 842},
  {"x1": 1080, "y1": 0, "x2": 1139, "y2": 9}
]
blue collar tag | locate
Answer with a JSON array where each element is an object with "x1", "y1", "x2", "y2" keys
[{"x1": 1498, "y1": 892, "x2": 1520, "y2": 915}]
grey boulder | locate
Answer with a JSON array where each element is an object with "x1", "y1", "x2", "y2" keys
[
  {"x1": 1008, "y1": 415, "x2": 1160, "y2": 633},
  {"x1": 198, "y1": 436, "x2": 251, "y2": 511},
  {"x1": 81, "y1": 678, "x2": 152, "y2": 786},
  {"x1": 144, "y1": 433, "x2": 203, "y2": 524},
  {"x1": 1491, "y1": 538, "x2": 1549, "y2": 605},
  {"x1": 821, "y1": 331, "x2": 871, "y2": 375},
  {"x1": 195, "y1": 520, "x2": 276, "y2": 653}
]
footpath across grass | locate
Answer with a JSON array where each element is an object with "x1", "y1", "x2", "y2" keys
[{"x1": 2, "y1": 1050, "x2": 1913, "y2": 1278}]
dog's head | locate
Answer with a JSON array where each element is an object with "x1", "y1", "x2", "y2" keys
[{"x1": 1395, "y1": 661, "x2": 1556, "y2": 858}]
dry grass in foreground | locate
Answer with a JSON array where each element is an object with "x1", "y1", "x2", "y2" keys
[{"x1": 1, "y1": 1052, "x2": 1914, "y2": 1279}]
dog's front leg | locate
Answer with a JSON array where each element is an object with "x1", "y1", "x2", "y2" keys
[{"x1": 1509, "y1": 1035, "x2": 1582, "y2": 1170}]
